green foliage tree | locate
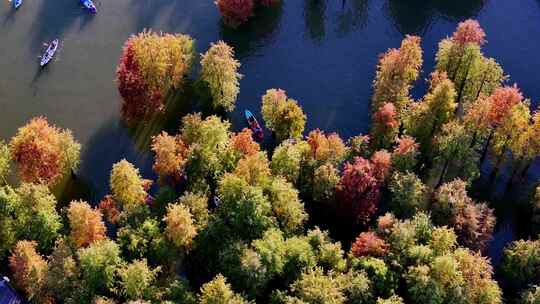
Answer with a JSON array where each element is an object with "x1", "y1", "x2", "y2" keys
[
  {"x1": 117, "y1": 218, "x2": 168, "y2": 264},
  {"x1": 118, "y1": 259, "x2": 160, "y2": 300},
  {"x1": 264, "y1": 177, "x2": 307, "y2": 235},
  {"x1": 77, "y1": 239, "x2": 123, "y2": 298},
  {"x1": 435, "y1": 20, "x2": 504, "y2": 108},
  {"x1": 200, "y1": 41, "x2": 242, "y2": 112},
  {"x1": 520, "y1": 285, "x2": 540, "y2": 304},
  {"x1": 432, "y1": 121, "x2": 480, "y2": 186},
  {"x1": 0, "y1": 140, "x2": 10, "y2": 183},
  {"x1": 404, "y1": 72, "x2": 457, "y2": 154},
  {"x1": 372, "y1": 35, "x2": 423, "y2": 115},
  {"x1": 181, "y1": 113, "x2": 231, "y2": 193},
  {"x1": 198, "y1": 274, "x2": 250, "y2": 304},
  {"x1": 499, "y1": 239, "x2": 540, "y2": 294},
  {"x1": 271, "y1": 140, "x2": 309, "y2": 184},
  {"x1": 0, "y1": 184, "x2": 62, "y2": 255},
  {"x1": 388, "y1": 172, "x2": 428, "y2": 218},
  {"x1": 110, "y1": 159, "x2": 148, "y2": 209},
  {"x1": 261, "y1": 89, "x2": 307, "y2": 141},
  {"x1": 164, "y1": 203, "x2": 197, "y2": 249}
]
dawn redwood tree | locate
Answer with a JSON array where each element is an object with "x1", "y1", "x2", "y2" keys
[
  {"x1": 234, "y1": 152, "x2": 272, "y2": 187},
  {"x1": 391, "y1": 135, "x2": 420, "y2": 173},
  {"x1": 264, "y1": 177, "x2": 308, "y2": 235},
  {"x1": 351, "y1": 231, "x2": 389, "y2": 257},
  {"x1": 215, "y1": 0, "x2": 254, "y2": 28},
  {"x1": 230, "y1": 128, "x2": 260, "y2": 157},
  {"x1": 306, "y1": 129, "x2": 347, "y2": 165},
  {"x1": 198, "y1": 274, "x2": 250, "y2": 304},
  {"x1": 110, "y1": 160, "x2": 149, "y2": 209},
  {"x1": 116, "y1": 31, "x2": 194, "y2": 125},
  {"x1": 337, "y1": 156, "x2": 384, "y2": 224},
  {"x1": 0, "y1": 140, "x2": 10, "y2": 182},
  {"x1": 151, "y1": 131, "x2": 189, "y2": 183},
  {"x1": 433, "y1": 179, "x2": 495, "y2": 252},
  {"x1": 9, "y1": 117, "x2": 80, "y2": 185},
  {"x1": 371, "y1": 35, "x2": 423, "y2": 115},
  {"x1": 180, "y1": 113, "x2": 232, "y2": 193},
  {"x1": 388, "y1": 171, "x2": 428, "y2": 218},
  {"x1": 118, "y1": 259, "x2": 160, "y2": 300},
  {"x1": 371, "y1": 150, "x2": 392, "y2": 182},
  {"x1": 270, "y1": 140, "x2": 309, "y2": 184},
  {"x1": 371, "y1": 103, "x2": 399, "y2": 150},
  {"x1": 312, "y1": 163, "x2": 340, "y2": 203},
  {"x1": 499, "y1": 239, "x2": 540, "y2": 294},
  {"x1": 164, "y1": 203, "x2": 197, "y2": 249},
  {"x1": 463, "y1": 95, "x2": 492, "y2": 149},
  {"x1": 492, "y1": 101, "x2": 531, "y2": 176},
  {"x1": 435, "y1": 20, "x2": 504, "y2": 108},
  {"x1": 77, "y1": 239, "x2": 123, "y2": 298},
  {"x1": 67, "y1": 200, "x2": 106, "y2": 249},
  {"x1": 177, "y1": 192, "x2": 209, "y2": 230},
  {"x1": 404, "y1": 72, "x2": 457, "y2": 154},
  {"x1": 480, "y1": 85, "x2": 525, "y2": 163},
  {"x1": 433, "y1": 121, "x2": 480, "y2": 186},
  {"x1": 2, "y1": 183, "x2": 62, "y2": 254},
  {"x1": 200, "y1": 41, "x2": 242, "y2": 112},
  {"x1": 9, "y1": 240, "x2": 49, "y2": 302},
  {"x1": 261, "y1": 89, "x2": 307, "y2": 141}
]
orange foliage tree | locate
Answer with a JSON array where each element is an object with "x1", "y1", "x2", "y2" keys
[
  {"x1": 67, "y1": 200, "x2": 107, "y2": 248},
  {"x1": 8, "y1": 240, "x2": 48, "y2": 301},
  {"x1": 151, "y1": 131, "x2": 189, "y2": 182},
  {"x1": 9, "y1": 117, "x2": 80, "y2": 185}
]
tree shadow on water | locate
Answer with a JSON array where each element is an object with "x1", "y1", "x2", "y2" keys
[
  {"x1": 384, "y1": 0, "x2": 487, "y2": 35},
  {"x1": 219, "y1": 4, "x2": 284, "y2": 58},
  {"x1": 79, "y1": 118, "x2": 157, "y2": 202},
  {"x1": 304, "y1": 0, "x2": 327, "y2": 43},
  {"x1": 2, "y1": 7, "x2": 16, "y2": 26},
  {"x1": 334, "y1": 0, "x2": 369, "y2": 37}
]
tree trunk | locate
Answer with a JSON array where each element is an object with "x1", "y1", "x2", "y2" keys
[
  {"x1": 475, "y1": 67, "x2": 489, "y2": 100},
  {"x1": 455, "y1": 55, "x2": 475, "y2": 115},
  {"x1": 520, "y1": 160, "x2": 532, "y2": 178},
  {"x1": 436, "y1": 159, "x2": 450, "y2": 189},
  {"x1": 480, "y1": 130, "x2": 493, "y2": 164}
]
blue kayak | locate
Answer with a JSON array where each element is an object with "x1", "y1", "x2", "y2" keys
[
  {"x1": 13, "y1": 0, "x2": 22, "y2": 9},
  {"x1": 245, "y1": 110, "x2": 264, "y2": 140},
  {"x1": 80, "y1": 0, "x2": 97, "y2": 13}
]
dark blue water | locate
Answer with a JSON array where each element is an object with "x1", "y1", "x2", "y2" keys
[{"x1": 1, "y1": 0, "x2": 540, "y2": 259}]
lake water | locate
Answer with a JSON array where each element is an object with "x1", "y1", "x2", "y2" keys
[{"x1": 1, "y1": 0, "x2": 540, "y2": 260}]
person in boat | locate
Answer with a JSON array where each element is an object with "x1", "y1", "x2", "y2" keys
[{"x1": 248, "y1": 116, "x2": 264, "y2": 139}]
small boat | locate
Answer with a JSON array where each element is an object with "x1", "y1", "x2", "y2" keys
[
  {"x1": 13, "y1": 0, "x2": 22, "y2": 9},
  {"x1": 80, "y1": 0, "x2": 97, "y2": 13},
  {"x1": 40, "y1": 39, "x2": 59, "y2": 67},
  {"x1": 245, "y1": 110, "x2": 264, "y2": 140}
]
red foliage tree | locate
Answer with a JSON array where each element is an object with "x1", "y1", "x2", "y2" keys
[
  {"x1": 371, "y1": 150, "x2": 392, "y2": 182},
  {"x1": 116, "y1": 40, "x2": 156, "y2": 126},
  {"x1": 337, "y1": 157, "x2": 383, "y2": 224},
  {"x1": 351, "y1": 231, "x2": 389, "y2": 257},
  {"x1": 452, "y1": 19, "x2": 486, "y2": 46},
  {"x1": 98, "y1": 195, "x2": 121, "y2": 224},
  {"x1": 215, "y1": 0, "x2": 254, "y2": 28},
  {"x1": 487, "y1": 85, "x2": 524, "y2": 127},
  {"x1": 371, "y1": 103, "x2": 400, "y2": 149}
]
